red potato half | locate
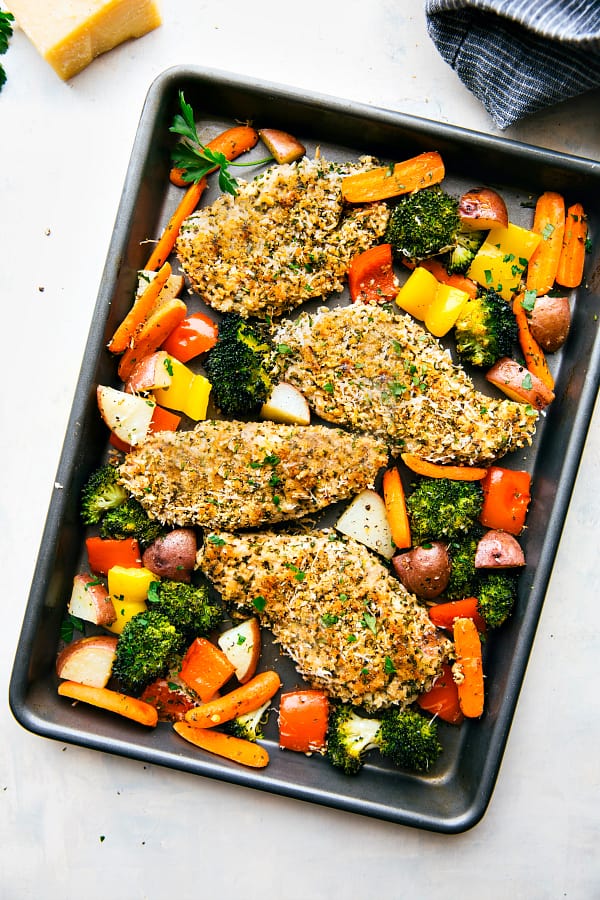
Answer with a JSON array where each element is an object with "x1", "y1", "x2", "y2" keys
[
  {"x1": 258, "y1": 128, "x2": 306, "y2": 164},
  {"x1": 260, "y1": 382, "x2": 311, "y2": 425},
  {"x1": 458, "y1": 187, "x2": 509, "y2": 231},
  {"x1": 142, "y1": 529, "x2": 197, "y2": 582},
  {"x1": 486, "y1": 357, "x2": 555, "y2": 410},
  {"x1": 527, "y1": 295, "x2": 571, "y2": 353},
  {"x1": 124, "y1": 351, "x2": 173, "y2": 394},
  {"x1": 474, "y1": 530, "x2": 525, "y2": 569},
  {"x1": 392, "y1": 542, "x2": 451, "y2": 599},
  {"x1": 217, "y1": 617, "x2": 262, "y2": 684},
  {"x1": 68, "y1": 573, "x2": 116, "y2": 626},
  {"x1": 56, "y1": 635, "x2": 118, "y2": 688},
  {"x1": 97, "y1": 385, "x2": 155, "y2": 446}
]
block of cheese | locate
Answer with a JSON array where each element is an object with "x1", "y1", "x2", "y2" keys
[{"x1": 7, "y1": 0, "x2": 161, "y2": 80}]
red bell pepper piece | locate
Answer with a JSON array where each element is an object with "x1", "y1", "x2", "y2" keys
[
  {"x1": 428, "y1": 597, "x2": 486, "y2": 634},
  {"x1": 347, "y1": 243, "x2": 399, "y2": 304},
  {"x1": 479, "y1": 466, "x2": 532, "y2": 536},
  {"x1": 278, "y1": 689, "x2": 330, "y2": 753},
  {"x1": 417, "y1": 663, "x2": 464, "y2": 725},
  {"x1": 85, "y1": 537, "x2": 142, "y2": 575},
  {"x1": 161, "y1": 311, "x2": 218, "y2": 363}
]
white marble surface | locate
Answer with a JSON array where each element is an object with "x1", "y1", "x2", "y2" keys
[{"x1": 1, "y1": 2, "x2": 599, "y2": 897}]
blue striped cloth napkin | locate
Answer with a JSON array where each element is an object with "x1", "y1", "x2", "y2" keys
[{"x1": 425, "y1": 0, "x2": 600, "y2": 128}]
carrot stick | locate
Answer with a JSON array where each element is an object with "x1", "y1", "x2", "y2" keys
[
  {"x1": 184, "y1": 671, "x2": 281, "y2": 728},
  {"x1": 525, "y1": 192, "x2": 565, "y2": 295},
  {"x1": 146, "y1": 124, "x2": 260, "y2": 271},
  {"x1": 400, "y1": 453, "x2": 488, "y2": 481},
  {"x1": 382, "y1": 466, "x2": 411, "y2": 549},
  {"x1": 341, "y1": 151, "x2": 445, "y2": 203},
  {"x1": 452, "y1": 617, "x2": 484, "y2": 718},
  {"x1": 415, "y1": 258, "x2": 479, "y2": 299},
  {"x1": 179, "y1": 637, "x2": 236, "y2": 703},
  {"x1": 108, "y1": 261, "x2": 172, "y2": 354},
  {"x1": 513, "y1": 293, "x2": 554, "y2": 390},
  {"x1": 173, "y1": 722, "x2": 270, "y2": 768},
  {"x1": 556, "y1": 202, "x2": 588, "y2": 288},
  {"x1": 117, "y1": 297, "x2": 187, "y2": 382},
  {"x1": 58, "y1": 681, "x2": 158, "y2": 727}
]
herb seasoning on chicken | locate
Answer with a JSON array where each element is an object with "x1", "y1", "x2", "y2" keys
[
  {"x1": 198, "y1": 530, "x2": 451, "y2": 711},
  {"x1": 176, "y1": 156, "x2": 390, "y2": 319},
  {"x1": 118, "y1": 419, "x2": 388, "y2": 530},
  {"x1": 271, "y1": 303, "x2": 538, "y2": 465}
]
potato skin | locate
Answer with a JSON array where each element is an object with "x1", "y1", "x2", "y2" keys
[
  {"x1": 142, "y1": 528, "x2": 197, "y2": 582},
  {"x1": 474, "y1": 530, "x2": 525, "y2": 568},
  {"x1": 392, "y1": 541, "x2": 451, "y2": 599},
  {"x1": 528, "y1": 295, "x2": 571, "y2": 353}
]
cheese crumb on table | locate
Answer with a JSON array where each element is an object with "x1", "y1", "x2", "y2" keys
[{"x1": 7, "y1": 0, "x2": 161, "y2": 80}]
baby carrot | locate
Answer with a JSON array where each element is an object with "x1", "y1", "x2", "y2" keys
[
  {"x1": 452, "y1": 617, "x2": 484, "y2": 718},
  {"x1": 513, "y1": 293, "x2": 554, "y2": 390},
  {"x1": 173, "y1": 722, "x2": 270, "y2": 768},
  {"x1": 556, "y1": 202, "x2": 588, "y2": 288},
  {"x1": 400, "y1": 453, "x2": 487, "y2": 481},
  {"x1": 184, "y1": 671, "x2": 281, "y2": 728},
  {"x1": 526, "y1": 191, "x2": 565, "y2": 295},
  {"x1": 107, "y1": 261, "x2": 172, "y2": 354},
  {"x1": 58, "y1": 681, "x2": 158, "y2": 727},
  {"x1": 117, "y1": 297, "x2": 187, "y2": 382},
  {"x1": 341, "y1": 151, "x2": 445, "y2": 203}
]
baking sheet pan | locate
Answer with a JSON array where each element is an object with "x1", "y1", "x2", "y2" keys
[{"x1": 9, "y1": 65, "x2": 600, "y2": 834}]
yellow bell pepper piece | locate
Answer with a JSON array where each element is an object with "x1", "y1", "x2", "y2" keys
[
  {"x1": 424, "y1": 284, "x2": 470, "y2": 337},
  {"x1": 153, "y1": 357, "x2": 194, "y2": 410},
  {"x1": 468, "y1": 223, "x2": 541, "y2": 301},
  {"x1": 183, "y1": 373, "x2": 212, "y2": 420},
  {"x1": 153, "y1": 357, "x2": 211, "y2": 420},
  {"x1": 395, "y1": 266, "x2": 439, "y2": 320},
  {"x1": 105, "y1": 599, "x2": 148, "y2": 635},
  {"x1": 108, "y1": 565, "x2": 158, "y2": 604}
]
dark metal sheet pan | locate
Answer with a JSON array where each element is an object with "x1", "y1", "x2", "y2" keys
[{"x1": 9, "y1": 65, "x2": 600, "y2": 833}]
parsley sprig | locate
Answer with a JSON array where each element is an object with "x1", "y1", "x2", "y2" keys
[
  {"x1": 0, "y1": 11, "x2": 14, "y2": 91},
  {"x1": 169, "y1": 92, "x2": 272, "y2": 196}
]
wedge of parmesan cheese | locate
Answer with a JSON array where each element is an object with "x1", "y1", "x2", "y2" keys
[{"x1": 7, "y1": 0, "x2": 161, "y2": 80}]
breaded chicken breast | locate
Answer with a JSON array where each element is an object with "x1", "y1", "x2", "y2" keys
[
  {"x1": 118, "y1": 419, "x2": 388, "y2": 530},
  {"x1": 198, "y1": 529, "x2": 451, "y2": 710},
  {"x1": 271, "y1": 303, "x2": 538, "y2": 464}
]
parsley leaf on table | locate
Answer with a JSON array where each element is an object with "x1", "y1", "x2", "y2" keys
[{"x1": 0, "y1": 11, "x2": 14, "y2": 91}]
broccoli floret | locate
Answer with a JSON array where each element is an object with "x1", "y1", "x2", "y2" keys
[
  {"x1": 378, "y1": 707, "x2": 442, "y2": 773},
  {"x1": 445, "y1": 527, "x2": 485, "y2": 600},
  {"x1": 80, "y1": 463, "x2": 128, "y2": 525},
  {"x1": 226, "y1": 700, "x2": 271, "y2": 742},
  {"x1": 406, "y1": 477, "x2": 483, "y2": 544},
  {"x1": 326, "y1": 704, "x2": 442, "y2": 775},
  {"x1": 443, "y1": 229, "x2": 486, "y2": 275},
  {"x1": 146, "y1": 579, "x2": 223, "y2": 639},
  {"x1": 205, "y1": 313, "x2": 273, "y2": 416},
  {"x1": 326, "y1": 704, "x2": 382, "y2": 775},
  {"x1": 384, "y1": 185, "x2": 461, "y2": 262},
  {"x1": 112, "y1": 610, "x2": 185, "y2": 694},
  {"x1": 99, "y1": 497, "x2": 165, "y2": 549},
  {"x1": 454, "y1": 289, "x2": 519, "y2": 368},
  {"x1": 477, "y1": 571, "x2": 518, "y2": 629}
]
